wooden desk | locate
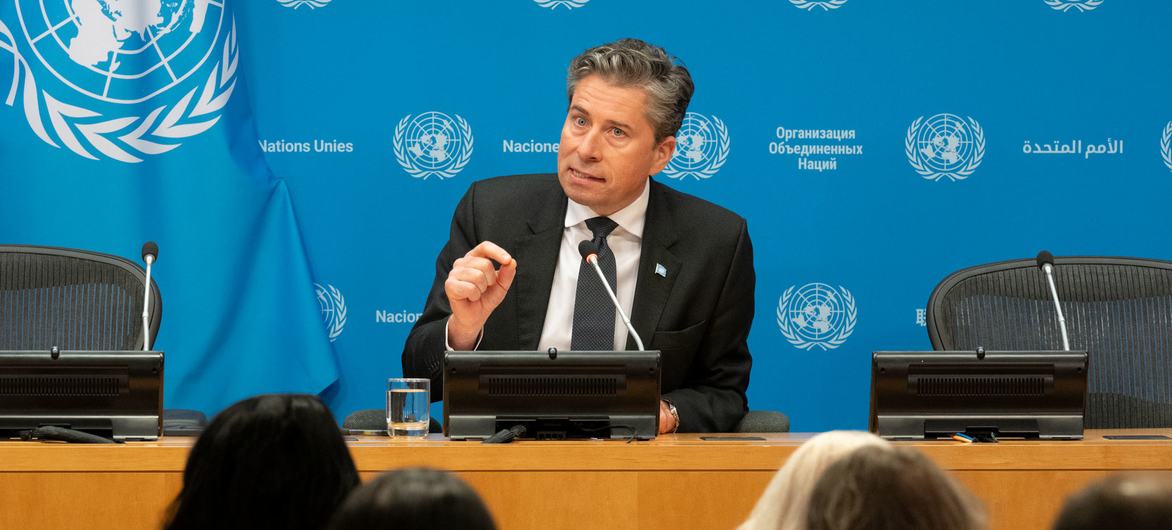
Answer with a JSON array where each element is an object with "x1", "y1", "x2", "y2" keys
[{"x1": 1, "y1": 430, "x2": 1170, "y2": 530}]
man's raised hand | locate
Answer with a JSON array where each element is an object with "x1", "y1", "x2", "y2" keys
[{"x1": 444, "y1": 241, "x2": 516, "y2": 350}]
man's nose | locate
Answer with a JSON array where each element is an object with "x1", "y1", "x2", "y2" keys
[{"x1": 577, "y1": 128, "x2": 602, "y2": 162}]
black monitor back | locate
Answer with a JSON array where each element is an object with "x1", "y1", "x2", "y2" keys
[
  {"x1": 870, "y1": 350, "x2": 1087, "y2": 440},
  {"x1": 444, "y1": 350, "x2": 660, "y2": 440},
  {"x1": 0, "y1": 350, "x2": 164, "y2": 440}
]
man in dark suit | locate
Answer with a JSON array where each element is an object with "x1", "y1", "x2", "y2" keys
[{"x1": 403, "y1": 38, "x2": 753, "y2": 433}]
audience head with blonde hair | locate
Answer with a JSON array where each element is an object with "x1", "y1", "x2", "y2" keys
[
  {"x1": 738, "y1": 430, "x2": 889, "y2": 530},
  {"x1": 805, "y1": 445, "x2": 984, "y2": 530},
  {"x1": 1053, "y1": 473, "x2": 1172, "y2": 530}
]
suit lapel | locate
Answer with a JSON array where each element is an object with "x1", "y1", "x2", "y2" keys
[
  {"x1": 628, "y1": 179, "x2": 680, "y2": 350},
  {"x1": 511, "y1": 188, "x2": 567, "y2": 350}
]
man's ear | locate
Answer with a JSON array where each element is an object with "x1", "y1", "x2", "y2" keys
[{"x1": 650, "y1": 135, "x2": 676, "y2": 175}]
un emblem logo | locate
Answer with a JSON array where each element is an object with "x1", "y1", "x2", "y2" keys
[
  {"x1": 277, "y1": 0, "x2": 333, "y2": 9},
  {"x1": 1162, "y1": 122, "x2": 1172, "y2": 172},
  {"x1": 393, "y1": 112, "x2": 474, "y2": 180},
  {"x1": 790, "y1": 0, "x2": 848, "y2": 11},
  {"x1": 1044, "y1": 0, "x2": 1103, "y2": 12},
  {"x1": 662, "y1": 113, "x2": 730, "y2": 180},
  {"x1": 314, "y1": 283, "x2": 347, "y2": 343},
  {"x1": 905, "y1": 113, "x2": 985, "y2": 182},
  {"x1": 776, "y1": 283, "x2": 858, "y2": 351},
  {"x1": 534, "y1": 0, "x2": 589, "y2": 9},
  {"x1": 0, "y1": 1, "x2": 237, "y2": 163}
]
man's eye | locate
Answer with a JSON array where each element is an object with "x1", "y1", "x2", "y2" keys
[
  {"x1": 612, "y1": 128, "x2": 625, "y2": 137},
  {"x1": 574, "y1": 117, "x2": 587, "y2": 127}
]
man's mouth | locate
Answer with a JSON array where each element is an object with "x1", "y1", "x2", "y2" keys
[{"x1": 570, "y1": 167, "x2": 604, "y2": 182}]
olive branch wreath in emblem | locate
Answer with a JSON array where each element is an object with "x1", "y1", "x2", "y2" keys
[
  {"x1": 534, "y1": 0, "x2": 589, "y2": 9},
  {"x1": 0, "y1": 20, "x2": 238, "y2": 164},
  {"x1": 775, "y1": 285, "x2": 858, "y2": 351},
  {"x1": 1161, "y1": 121, "x2": 1172, "y2": 172},
  {"x1": 315, "y1": 283, "x2": 347, "y2": 343},
  {"x1": 392, "y1": 114, "x2": 475, "y2": 180},
  {"x1": 905, "y1": 115, "x2": 985, "y2": 182},
  {"x1": 790, "y1": 0, "x2": 848, "y2": 11},
  {"x1": 1044, "y1": 0, "x2": 1104, "y2": 12},
  {"x1": 663, "y1": 115, "x2": 730, "y2": 180},
  {"x1": 277, "y1": 0, "x2": 332, "y2": 9}
]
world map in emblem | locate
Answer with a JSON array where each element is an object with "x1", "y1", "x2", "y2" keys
[
  {"x1": 915, "y1": 115, "x2": 974, "y2": 170},
  {"x1": 677, "y1": 115, "x2": 719, "y2": 166},
  {"x1": 16, "y1": 0, "x2": 222, "y2": 103},
  {"x1": 406, "y1": 113, "x2": 464, "y2": 165}
]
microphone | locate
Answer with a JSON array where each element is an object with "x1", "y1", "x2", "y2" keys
[
  {"x1": 578, "y1": 241, "x2": 645, "y2": 351},
  {"x1": 142, "y1": 241, "x2": 158, "y2": 265},
  {"x1": 141, "y1": 241, "x2": 158, "y2": 352},
  {"x1": 1035, "y1": 250, "x2": 1071, "y2": 351}
]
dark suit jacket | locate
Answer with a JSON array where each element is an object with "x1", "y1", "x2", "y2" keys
[{"x1": 402, "y1": 174, "x2": 754, "y2": 432}]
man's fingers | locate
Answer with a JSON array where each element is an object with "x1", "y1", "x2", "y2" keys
[
  {"x1": 449, "y1": 267, "x2": 490, "y2": 293},
  {"x1": 479, "y1": 259, "x2": 517, "y2": 308},
  {"x1": 496, "y1": 258, "x2": 517, "y2": 291},
  {"x1": 465, "y1": 241, "x2": 513, "y2": 266},
  {"x1": 444, "y1": 278, "x2": 483, "y2": 302},
  {"x1": 453, "y1": 256, "x2": 498, "y2": 286}
]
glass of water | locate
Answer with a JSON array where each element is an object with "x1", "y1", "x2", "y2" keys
[{"x1": 386, "y1": 377, "x2": 430, "y2": 439}]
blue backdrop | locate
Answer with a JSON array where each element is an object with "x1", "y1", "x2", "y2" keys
[{"x1": 1, "y1": 0, "x2": 1169, "y2": 431}]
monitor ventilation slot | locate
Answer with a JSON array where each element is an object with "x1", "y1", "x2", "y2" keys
[
  {"x1": 0, "y1": 375, "x2": 122, "y2": 397},
  {"x1": 486, "y1": 375, "x2": 619, "y2": 397},
  {"x1": 913, "y1": 375, "x2": 1048, "y2": 397}
]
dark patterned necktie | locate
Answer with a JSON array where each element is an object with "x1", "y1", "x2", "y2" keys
[{"x1": 571, "y1": 216, "x2": 619, "y2": 350}]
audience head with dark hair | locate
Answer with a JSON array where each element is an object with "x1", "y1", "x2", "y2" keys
[
  {"x1": 328, "y1": 467, "x2": 496, "y2": 530},
  {"x1": 164, "y1": 394, "x2": 359, "y2": 530},
  {"x1": 806, "y1": 445, "x2": 985, "y2": 530},
  {"x1": 1053, "y1": 473, "x2": 1172, "y2": 530}
]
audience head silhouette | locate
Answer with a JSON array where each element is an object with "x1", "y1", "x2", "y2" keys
[
  {"x1": 806, "y1": 445, "x2": 985, "y2": 530},
  {"x1": 164, "y1": 394, "x2": 359, "y2": 530},
  {"x1": 1053, "y1": 473, "x2": 1172, "y2": 530},
  {"x1": 328, "y1": 467, "x2": 496, "y2": 530},
  {"x1": 739, "y1": 430, "x2": 889, "y2": 530}
]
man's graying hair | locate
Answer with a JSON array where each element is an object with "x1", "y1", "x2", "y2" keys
[{"x1": 567, "y1": 39, "x2": 694, "y2": 143}]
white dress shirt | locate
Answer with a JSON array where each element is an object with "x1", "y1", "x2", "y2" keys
[
  {"x1": 445, "y1": 180, "x2": 649, "y2": 351},
  {"x1": 537, "y1": 179, "x2": 649, "y2": 351}
]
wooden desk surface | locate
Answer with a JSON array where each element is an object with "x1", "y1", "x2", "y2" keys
[{"x1": 2, "y1": 430, "x2": 1170, "y2": 530}]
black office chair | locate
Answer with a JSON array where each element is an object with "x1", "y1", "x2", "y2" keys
[
  {"x1": 927, "y1": 256, "x2": 1172, "y2": 428},
  {"x1": 0, "y1": 245, "x2": 205, "y2": 433},
  {"x1": 0, "y1": 245, "x2": 161, "y2": 350}
]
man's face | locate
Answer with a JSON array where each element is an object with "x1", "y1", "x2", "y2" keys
[{"x1": 557, "y1": 75, "x2": 676, "y2": 216}]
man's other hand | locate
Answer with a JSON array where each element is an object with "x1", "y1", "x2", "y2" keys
[{"x1": 659, "y1": 400, "x2": 678, "y2": 434}]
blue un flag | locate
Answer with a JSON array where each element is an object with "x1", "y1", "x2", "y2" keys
[{"x1": 0, "y1": 0, "x2": 339, "y2": 414}]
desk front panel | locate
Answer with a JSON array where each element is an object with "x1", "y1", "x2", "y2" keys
[{"x1": 1, "y1": 430, "x2": 1169, "y2": 530}]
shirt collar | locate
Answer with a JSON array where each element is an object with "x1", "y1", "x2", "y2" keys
[{"x1": 564, "y1": 178, "x2": 649, "y2": 239}]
